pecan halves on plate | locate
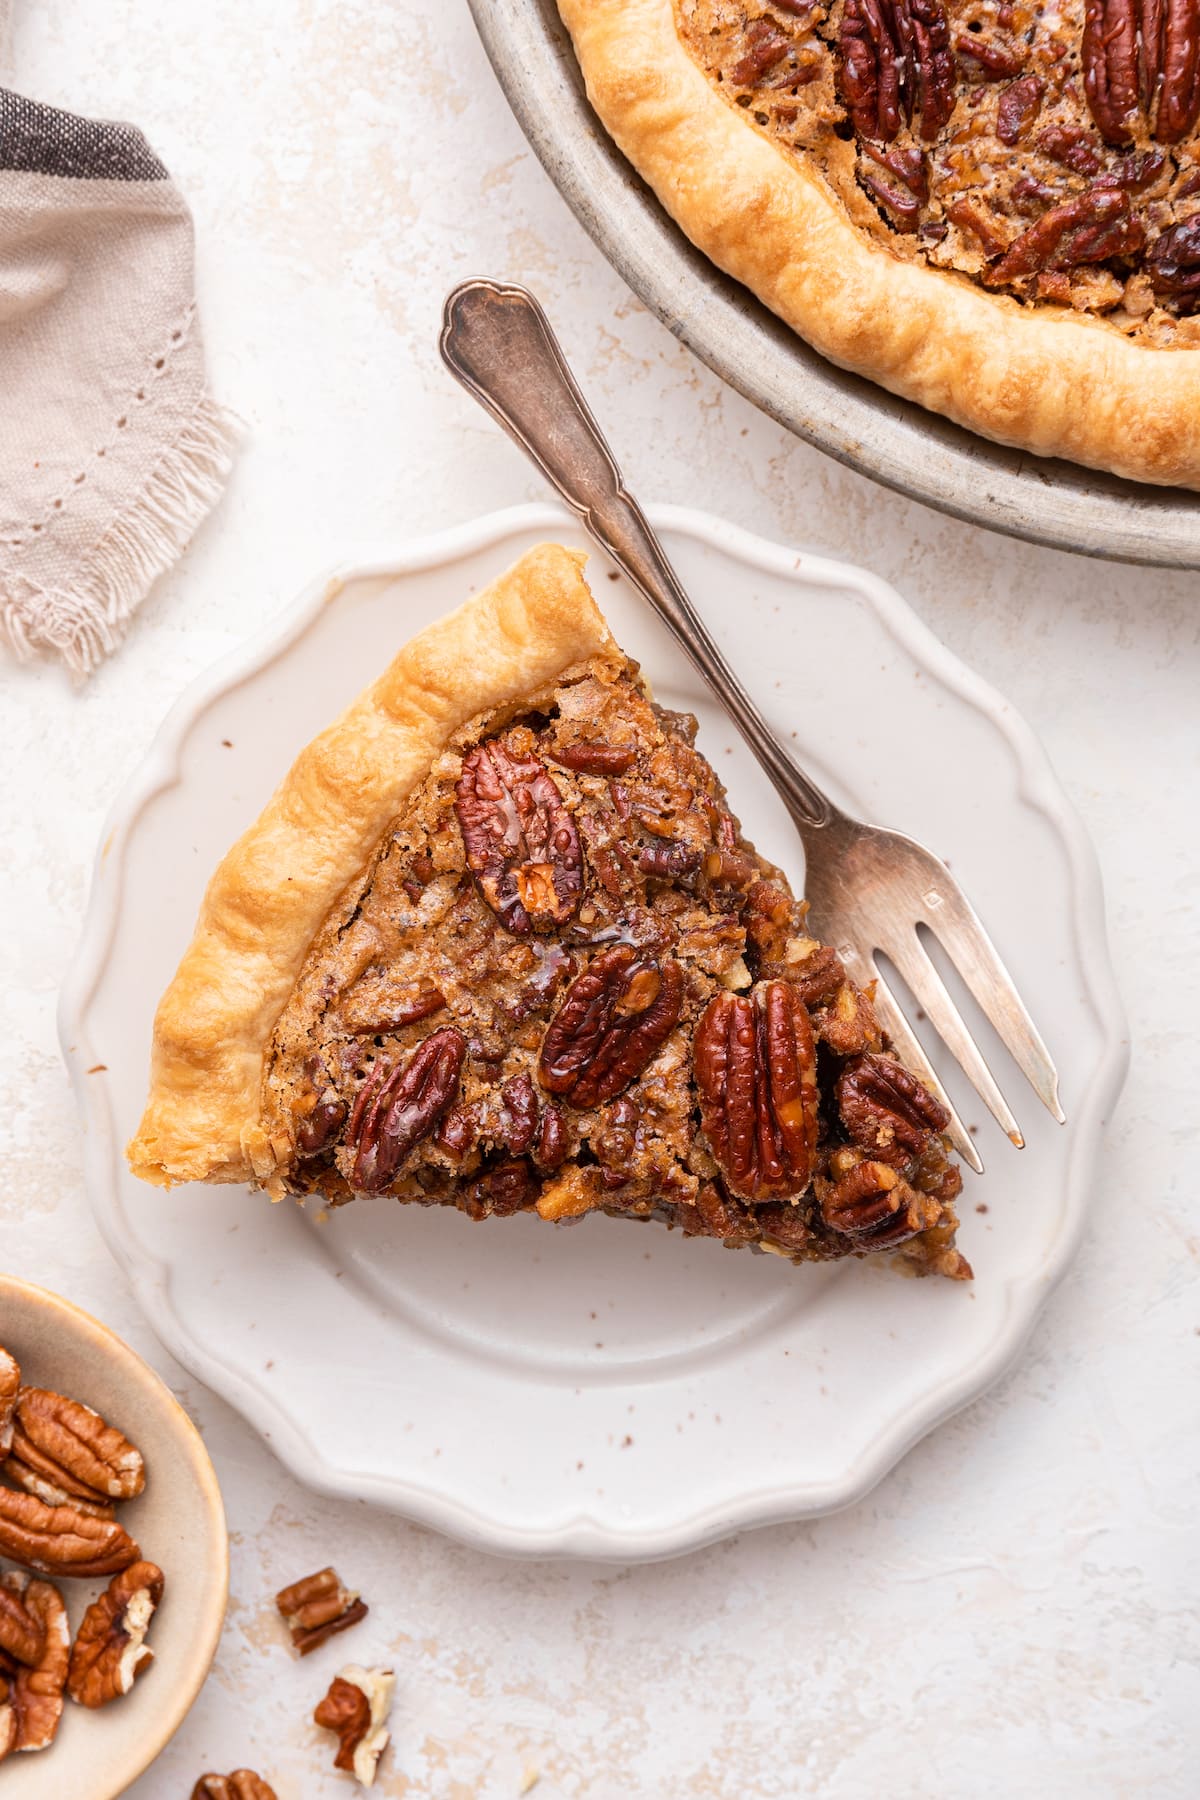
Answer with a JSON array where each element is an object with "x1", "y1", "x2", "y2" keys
[
  {"x1": 347, "y1": 1027, "x2": 466, "y2": 1194},
  {"x1": 192, "y1": 1776, "x2": 279, "y2": 1800},
  {"x1": 838, "y1": 0, "x2": 956, "y2": 144},
  {"x1": 695, "y1": 981, "x2": 820, "y2": 1203},
  {"x1": 276, "y1": 1566, "x2": 367, "y2": 1656},
  {"x1": 0, "y1": 1573, "x2": 70, "y2": 1752},
  {"x1": 455, "y1": 739, "x2": 584, "y2": 935},
  {"x1": 836, "y1": 1052, "x2": 949, "y2": 1166},
  {"x1": 538, "y1": 944, "x2": 684, "y2": 1110},
  {"x1": 67, "y1": 1560, "x2": 164, "y2": 1707},
  {"x1": 314, "y1": 1664, "x2": 395, "y2": 1787},
  {"x1": 0, "y1": 1485, "x2": 141, "y2": 1577},
  {"x1": 8, "y1": 1386, "x2": 145, "y2": 1510}
]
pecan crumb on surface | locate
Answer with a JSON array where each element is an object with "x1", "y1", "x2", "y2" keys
[
  {"x1": 276, "y1": 1565, "x2": 367, "y2": 1656},
  {"x1": 314, "y1": 1664, "x2": 395, "y2": 1787}
]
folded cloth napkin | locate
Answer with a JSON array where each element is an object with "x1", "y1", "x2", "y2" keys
[{"x1": 0, "y1": 86, "x2": 237, "y2": 675}]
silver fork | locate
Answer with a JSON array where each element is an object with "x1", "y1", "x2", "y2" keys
[{"x1": 439, "y1": 279, "x2": 1065, "y2": 1173}]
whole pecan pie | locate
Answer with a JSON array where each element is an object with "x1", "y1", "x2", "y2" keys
[
  {"x1": 557, "y1": 0, "x2": 1200, "y2": 486},
  {"x1": 129, "y1": 546, "x2": 968, "y2": 1280}
]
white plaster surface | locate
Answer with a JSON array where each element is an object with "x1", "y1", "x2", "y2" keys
[{"x1": 0, "y1": 1, "x2": 1197, "y2": 1795}]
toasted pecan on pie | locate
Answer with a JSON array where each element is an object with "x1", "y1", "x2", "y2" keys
[{"x1": 129, "y1": 545, "x2": 968, "y2": 1280}]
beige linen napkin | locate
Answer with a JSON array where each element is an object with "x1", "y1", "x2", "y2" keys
[{"x1": 0, "y1": 86, "x2": 237, "y2": 675}]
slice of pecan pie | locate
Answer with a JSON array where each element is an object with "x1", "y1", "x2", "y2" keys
[
  {"x1": 129, "y1": 545, "x2": 969, "y2": 1280},
  {"x1": 556, "y1": 0, "x2": 1200, "y2": 486}
]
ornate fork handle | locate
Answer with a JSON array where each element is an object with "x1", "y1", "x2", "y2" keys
[{"x1": 440, "y1": 279, "x2": 833, "y2": 833}]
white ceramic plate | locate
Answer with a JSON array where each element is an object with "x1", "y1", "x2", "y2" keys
[
  {"x1": 0, "y1": 1277, "x2": 227, "y2": 1799},
  {"x1": 60, "y1": 505, "x2": 1128, "y2": 1562}
]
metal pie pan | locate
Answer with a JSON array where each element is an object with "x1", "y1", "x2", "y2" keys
[{"x1": 469, "y1": 0, "x2": 1200, "y2": 567}]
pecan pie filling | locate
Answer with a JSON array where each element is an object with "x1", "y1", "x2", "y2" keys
[
  {"x1": 677, "y1": 0, "x2": 1200, "y2": 339},
  {"x1": 264, "y1": 663, "x2": 968, "y2": 1278}
]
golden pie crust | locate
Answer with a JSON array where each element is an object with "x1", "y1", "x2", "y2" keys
[
  {"x1": 127, "y1": 544, "x2": 620, "y2": 1188},
  {"x1": 557, "y1": 0, "x2": 1200, "y2": 487}
]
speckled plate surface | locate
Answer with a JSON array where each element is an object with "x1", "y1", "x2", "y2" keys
[
  {"x1": 469, "y1": 0, "x2": 1200, "y2": 568},
  {"x1": 0, "y1": 1278, "x2": 227, "y2": 1798},
  {"x1": 59, "y1": 505, "x2": 1127, "y2": 1561}
]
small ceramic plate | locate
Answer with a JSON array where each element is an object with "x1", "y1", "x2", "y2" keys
[
  {"x1": 0, "y1": 1277, "x2": 227, "y2": 1798},
  {"x1": 60, "y1": 505, "x2": 1127, "y2": 1561}
]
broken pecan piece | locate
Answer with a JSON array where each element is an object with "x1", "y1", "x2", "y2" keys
[
  {"x1": 1037, "y1": 124, "x2": 1103, "y2": 176},
  {"x1": 822, "y1": 1158, "x2": 931, "y2": 1247},
  {"x1": 0, "y1": 1485, "x2": 140, "y2": 1577},
  {"x1": 554, "y1": 741, "x2": 636, "y2": 776},
  {"x1": 0, "y1": 1573, "x2": 69, "y2": 1752},
  {"x1": 695, "y1": 981, "x2": 820, "y2": 1203},
  {"x1": 539, "y1": 945, "x2": 683, "y2": 1110},
  {"x1": 276, "y1": 1566, "x2": 367, "y2": 1656},
  {"x1": 67, "y1": 1560, "x2": 163, "y2": 1707},
  {"x1": 983, "y1": 186, "x2": 1145, "y2": 287},
  {"x1": 314, "y1": 1665, "x2": 394, "y2": 1787},
  {"x1": 839, "y1": 0, "x2": 956, "y2": 143},
  {"x1": 836, "y1": 1052, "x2": 949, "y2": 1166},
  {"x1": 1147, "y1": 213, "x2": 1200, "y2": 303},
  {"x1": 955, "y1": 33, "x2": 1027, "y2": 77},
  {"x1": 996, "y1": 74, "x2": 1044, "y2": 143},
  {"x1": 9, "y1": 1386, "x2": 145, "y2": 1508},
  {"x1": 455, "y1": 739, "x2": 583, "y2": 935},
  {"x1": 347, "y1": 1027, "x2": 466, "y2": 1193},
  {"x1": 191, "y1": 1776, "x2": 278, "y2": 1800},
  {"x1": 498, "y1": 1073, "x2": 540, "y2": 1156},
  {"x1": 0, "y1": 1347, "x2": 17, "y2": 1457}
]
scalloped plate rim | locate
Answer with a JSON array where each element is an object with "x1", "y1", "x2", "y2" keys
[{"x1": 58, "y1": 502, "x2": 1129, "y2": 1561}]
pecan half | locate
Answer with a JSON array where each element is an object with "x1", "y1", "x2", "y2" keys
[
  {"x1": 341, "y1": 985, "x2": 447, "y2": 1035},
  {"x1": 0, "y1": 1485, "x2": 141, "y2": 1577},
  {"x1": 191, "y1": 1776, "x2": 279, "y2": 1800},
  {"x1": 276, "y1": 1566, "x2": 367, "y2": 1656},
  {"x1": 455, "y1": 739, "x2": 583, "y2": 935},
  {"x1": 0, "y1": 1347, "x2": 17, "y2": 1457},
  {"x1": 314, "y1": 1664, "x2": 394, "y2": 1786},
  {"x1": 0, "y1": 1579, "x2": 44, "y2": 1668},
  {"x1": 1148, "y1": 213, "x2": 1200, "y2": 302},
  {"x1": 822, "y1": 1158, "x2": 932, "y2": 1247},
  {"x1": 695, "y1": 981, "x2": 820, "y2": 1203},
  {"x1": 996, "y1": 74, "x2": 1045, "y2": 143},
  {"x1": 838, "y1": 0, "x2": 956, "y2": 143},
  {"x1": 67, "y1": 1560, "x2": 163, "y2": 1707},
  {"x1": 1083, "y1": 0, "x2": 1200, "y2": 143},
  {"x1": 983, "y1": 185, "x2": 1145, "y2": 286},
  {"x1": 8, "y1": 1386, "x2": 145, "y2": 1508},
  {"x1": 538, "y1": 945, "x2": 683, "y2": 1110},
  {"x1": 836, "y1": 1053, "x2": 949, "y2": 1165},
  {"x1": 0, "y1": 1573, "x2": 69, "y2": 1751},
  {"x1": 347, "y1": 1027, "x2": 466, "y2": 1193}
]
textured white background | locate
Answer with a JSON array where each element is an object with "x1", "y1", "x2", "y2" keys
[{"x1": 2, "y1": 1, "x2": 1198, "y2": 1795}]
